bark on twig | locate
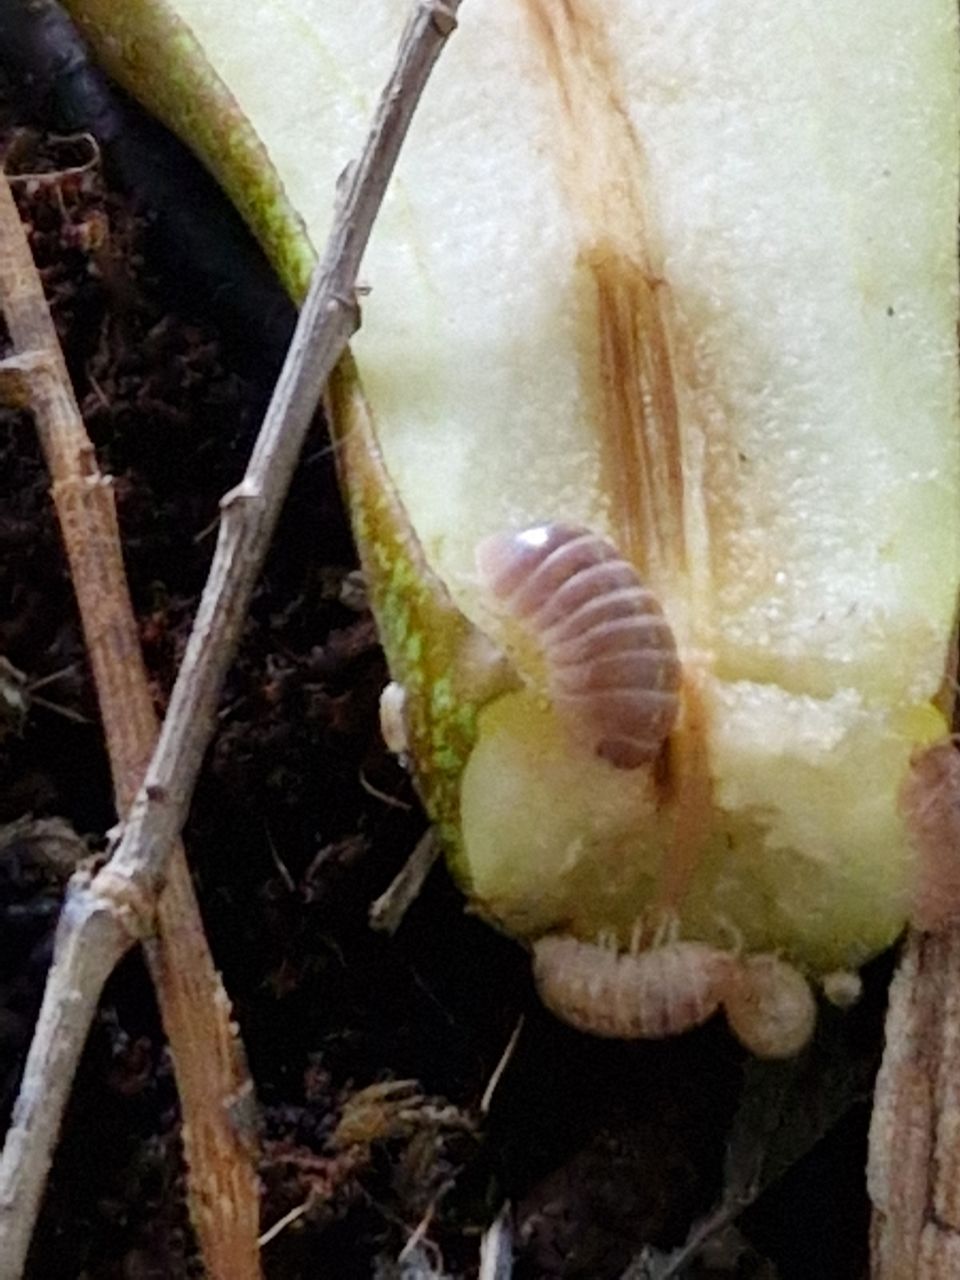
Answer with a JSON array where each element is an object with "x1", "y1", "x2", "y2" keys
[
  {"x1": 0, "y1": 175, "x2": 261, "y2": 1278},
  {"x1": 869, "y1": 928, "x2": 960, "y2": 1278},
  {"x1": 0, "y1": 1, "x2": 462, "y2": 1274}
]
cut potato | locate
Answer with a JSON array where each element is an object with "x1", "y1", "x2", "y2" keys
[{"x1": 66, "y1": 1, "x2": 960, "y2": 988}]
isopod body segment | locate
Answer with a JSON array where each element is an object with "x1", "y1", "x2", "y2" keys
[{"x1": 475, "y1": 524, "x2": 681, "y2": 768}]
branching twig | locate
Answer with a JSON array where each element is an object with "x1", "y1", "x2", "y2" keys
[
  {"x1": 0, "y1": 1, "x2": 462, "y2": 1275},
  {"x1": 869, "y1": 928, "x2": 960, "y2": 1278},
  {"x1": 0, "y1": 177, "x2": 261, "y2": 1277}
]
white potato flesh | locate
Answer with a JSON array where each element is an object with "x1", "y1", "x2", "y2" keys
[{"x1": 116, "y1": 0, "x2": 959, "y2": 967}]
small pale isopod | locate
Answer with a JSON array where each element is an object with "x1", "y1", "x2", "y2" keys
[
  {"x1": 821, "y1": 969, "x2": 863, "y2": 1009},
  {"x1": 721, "y1": 954, "x2": 817, "y2": 1059},
  {"x1": 475, "y1": 524, "x2": 681, "y2": 768},
  {"x1": 532, "y1": 935, "x2": 735, "y2": 1039},
  {"x1": 532, "y1": 936, "x2": 819, "y2": 1055}
]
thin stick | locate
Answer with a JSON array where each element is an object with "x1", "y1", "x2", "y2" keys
[
  {"x1": 369, "y1": 829, "x2": 440, "y2": 934},
  {"x1": 258, "y1": 1199, "x2": 311, "y2": 1249},
  {"x1": 0, "y1": 2, "x2": 462, "y2": 1275},
  {"x1": 0, "y1": 177, "x2": 261, "y2": 1278},
  {"x1": 105, "y1": 0, "x2": 460, "y2": 889},
  {"x1": 480, "y1": 1016, "x2": 524, "y2": 1116},
  {"x1": 869, "y1": 927, "x2": 960, "y2": 1277},
  {"x1": 478, "y1": 1203, "x2": 514, "y2": 1280}
]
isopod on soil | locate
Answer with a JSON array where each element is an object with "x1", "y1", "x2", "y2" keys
[{"x1": 475, "y1": 524, "x2": 682, "y2": 768}]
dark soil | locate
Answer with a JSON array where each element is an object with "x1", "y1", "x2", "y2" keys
[{"x1": 0, "y1": 26, "x2": 888, "y2": 1280}]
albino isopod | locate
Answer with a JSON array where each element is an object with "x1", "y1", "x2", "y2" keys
[
  {"x1": 821, "y1": 969, "x2": 863, "y2": 1009},
  {"x1": 721, "y1": 954, "x2": 817, "y2": 1060},
  {"x1": 532, "y1": 935, "x2": 735, "y2": 1039},
  {"x1": 532, "y1": 935, "x2": 819, "y2": 1057},
  {"x1": 475, "y1": 524, "x2": 681, "y2": 768}
]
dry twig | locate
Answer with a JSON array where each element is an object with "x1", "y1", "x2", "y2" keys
[
  {"x1": 869, "y1": 928, "x2": 960, "y2": 1277},
  {"x1": 369, "y1": 828, "x2": 440, "y2": 933},
  {"x1": 478, "y1": 1203, "x2": 514, "y2": 1280},
  {"x1": 0, "y1": 173, "x2": 260, "y2": 1279},
  {"x1": 0, "y1": 1, "x2": 462, "y2": 1274}
]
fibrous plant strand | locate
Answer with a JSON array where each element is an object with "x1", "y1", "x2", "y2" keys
[
  {"x1": 869, "y1": 927, "x2": 960, "y2": 1277},
  {"x1": 0, "y1": 1, "x2": 463, "y2": 1275},
  {"x1": 0, "y1": 171, "x2": 261, "y2": 1280}
]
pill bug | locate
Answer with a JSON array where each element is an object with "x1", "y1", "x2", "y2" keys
[
  {"x1": 475, "y1": 524, "x2": 681, "y2": 768},
  {"x1": 532, "y1": 935, "x2": 735, "y2": 1039}
]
